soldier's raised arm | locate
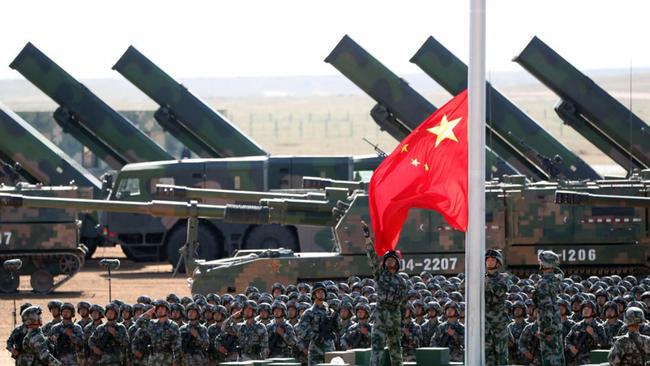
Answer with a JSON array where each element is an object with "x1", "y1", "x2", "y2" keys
[{"x1": 361, "y1": 221, "x2": 380, "y2": 275}]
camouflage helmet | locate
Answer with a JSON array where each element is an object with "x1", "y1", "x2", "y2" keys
[
  {"x1": 153, "y1": 299, "x2": 171, "y2": 311},
  {"x1": 120, "y1": 303, "x2": 133, "y2": 317},
  {"x1": 47, "y1": 300, "x2": 63, "y2": 311},
  {"x1": 298, "y1": 302, "x2": 311, "y2": 311},
  {"x1": 136, "y1": 295, "x2": 152, "y2": 304},
  {"x1": 413, "y1": 299, "x2": 425, "y2": 309},
  {"x1": 170, "y1": 303, "x2": 185, "y2": 317},
  {"x1": 271, "y1": 282, "x2": 286, "y2": 294},
  {"x1": 339, "y1": 301, "x2": 354, "y2": 313},
  {"x1": 286, "y1": 300, "x2": 298, "y2": 310},
  {"x1": 20, "y1": 302, "x2": 33, "y2": 315},
  {"x1": 21, "y1": 306, "x2": 42, "y2": 326},
  {"x1": 243, "y1": 300, "x2": 258, "y2": 313},
  {"x1": 271, "y1": 300, "x2": 287, "y2": 315},
  {"x1": 426, "y1": 301, "x2": 442, "y2": 315},
  {"x1": 311, "y1": 282, "x2": 327, "y2": 296},
  {"x1": 206, "y1": 293, "x2": 221, "y2": 304},
  {"x1": 245, "y1": 286, "x2": 260, "y2": 295},
  {"x1": 215, "y1": 305, "x2": 228, "y2": 317},
  {"x1": 90, "y1": 304, "x2": 105, "y2": 317},
  {"x1": 61, "y1": 302, "x2": 75, "y2": 317},
  {"x1": 234, "y1": 294, "x2": 248, "y2": 304},
  {"x1": 485, "y1": 249, "x2": 503, "y2": 265},
  {"x1": 181, "y1": 296, "x2": 193, "y2": 306},
  {"x1": 444, "y1": 302, "x2": 460, "y2": 317},
  {"x1": 624, "y1": 275, "x2": 638, "y2": 285},
  {"x1": 580, "y1": 300, "x2": 597, "y2": 315},
  {"x1": 513, "y1": 300, "x2": 527, "y2": 315},
  {"x1": 133, "y1": 303, "x2": 146, "y2": 314},
  {"x1": 355, "y1": 302, "x2": 371, "y2": 318},
  {"x1": 77, "y1": 301, "x2": 91, "y2": 312},
  {"x1": 338, "y1": 283, "x2": 350, "y2": 293},
  {"x1": 222, "y1": 294, "x2": 234, "y2": 304},
  {"x1": 105, "y1": 303, "x2": 120, "y2": 318},
  {"x1": 186, "y1": 302, "x2": 201, "y2": 318},
  {"x1": 347, "y1": 276, "x2": 361, "y2": 286},
  {"x1": 625, "y1": 306, "x2": 645, "y2": 325},
  {"x1": 602, "y1": 301, "x2": 619, "y2": 316},
  {"x1": 259, "y1": 302, "x2": 272, "y2": 313},
  {"x1": 286, "y1": 284, "x2": 298, "y2": 293},
  {"x1": 538, "y1": 250, "x2": 560, "y2": 268},
  {"x1": 642, "y1": 291, "x2": 650, "y2": 301},
  {"x1": 297, "y1": 283, "x2": 311, "y2": 293},
  {"x1": 382, "y1": 250, "x2": 402, "y2": 269}
]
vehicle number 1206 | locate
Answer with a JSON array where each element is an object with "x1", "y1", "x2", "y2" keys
[{"x1": 401, "y1": 257, "x2": 459, "y2": 272}]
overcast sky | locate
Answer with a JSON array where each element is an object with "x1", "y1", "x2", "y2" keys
[{"x1": 1, "y1": 0, "x2": 649, "y2": 80}]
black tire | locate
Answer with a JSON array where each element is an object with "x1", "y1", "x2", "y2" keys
[
  {"x1": 0, "y1": 268, "x2": 20, "y2": 293},
  {"x1": 244, "y1": 224, "x2": 298, "y2": 251},
  {"x1": 166, "y1": 222, "x2": 223, "y2": 273},
  {"x1": 31, "y1": 269, "x2": 54, "y2": 294}
]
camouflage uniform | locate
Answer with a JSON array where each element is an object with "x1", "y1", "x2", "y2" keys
[
  {"x1": 82, "y1": 306, "x2": 104, "y2": 366},
  {"x1": 564, "y1": 313, "x2": 608, "y2": 364},
  {"x1": 267, "y1": 318, "x2": 298, "y2": 358},
  {"x1": 223, "y1": 301, "x2": 270, "y2": 361},
  {"x1": 42, "y1": 318, "x2": 62, "y2": 338},
  {"x1": 130, "y1": 312, "x2": 152, "y2": 366},
  {"x1": 146, "y1": 318, "x2": 182, "y2": 365},
  {"x1": 88, "y1": 319, "x2": 130, "y2": 365},
  {"x1": 534, "y1": 251, "x2": 565, "y2": 366},
  {"x1": 50, "y1": 321, "x2": 83, "y2": 366},
  {"x1": 400, "y1": 314, "x2": 421, "y2": 362},
  {"x1": 341, "y1": 321, "x2": 372, "y2": 350},
  {"x1": 20, "y1": 306, "x2": 61, "y2": 366},
  {"x1": 609, "y1": 307, "x2": 650, "y2": 366},
  {"x1": 6, "y1": 323, "x2": 29, "y2": 365},
  {"x1": 296, "y1": 297, "x2": 338, "y2": 365},
  {"x1": 420, "y1": 302, "x2": 441, "y2": 347},
  {"x1": 485, "y1": 249, "x2": 511, "y2": 366},
  {"x1": 363, "y1": 226, "x2": 409, "y2": 366},
  {"x1": 430, "y1": 313, "x2": 464, "y2": 362},
  {"x1": 179, "y1": 305, "x2": 209, "y2": 366},
  {"x1": 508, "y1": 302, "x2": 529, "y2": 366},
  {"x1": 518, "y1": 321, "x2": 541, "y2": 366}
]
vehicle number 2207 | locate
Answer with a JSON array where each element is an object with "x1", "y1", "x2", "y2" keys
[
  {"x1": 0, "y1": 232, "x2": 12, "y2": 246},
  {"x1": 400, "y1": 257, "x2": 458, "y2": 272}
]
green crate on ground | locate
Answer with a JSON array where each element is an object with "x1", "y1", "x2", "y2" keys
[
  {"x1": 590, "y1": 350, "x2": 609, "y2": 364},
  {"x1": 354, "y1": 348, "x2": 372, "y2": 366},
  {"x1": 416, "y1": 347, "x2": 450, "y2": 365}
]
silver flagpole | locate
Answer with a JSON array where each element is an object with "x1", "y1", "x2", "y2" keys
[{"x1": 466, "y1": 0, "x2": 486, "y2": 364}]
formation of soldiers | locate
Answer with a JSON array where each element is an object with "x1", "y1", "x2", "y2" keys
[{"x1": 6, "y1": 243, "x2": 650, "y2": 365}]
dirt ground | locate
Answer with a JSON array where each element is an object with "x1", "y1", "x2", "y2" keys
[{"x1": 0, "y1": 246, "x2": 191, "y2": 364}]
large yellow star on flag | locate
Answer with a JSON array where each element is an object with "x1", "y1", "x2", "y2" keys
[{"x1": 426, "y1": 114, "x2": 462, "y2": 147}]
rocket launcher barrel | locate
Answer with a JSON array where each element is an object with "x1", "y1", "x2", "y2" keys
[
  {"x1": 302, "y1": 176, "x2": 367, "y2": 192},
  {"x1": 555, "y1": 190, "x2": 650, "y2": 208},
  {"x1": 325, "y1": 35, "x2": 519, "y2": 179},
  {"x1": 9, "y1": 42, "x2": 173, "y2": 165},
  {"x1": 112, "y1": 46, "x2": 268, "y2": 158},
  {"x1": 155, "y1": 184, "x2": 327, "y2": 202},
  {"x1": 0, "y1": 103, "x2": 101, "y2": 190},
  {"x1": 514, "y1": 36, "x2": 650, "y2": 171},
  {"x1": 261, "y1": 198, "x2": 339, "y2": 226},
  {"x1": 410, "y1": 36, "x2": 601, "y2": 181}
]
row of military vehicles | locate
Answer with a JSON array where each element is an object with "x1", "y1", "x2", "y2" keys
[{"x1": 1, "y1": 34, "x2": 650, "y2": 295}]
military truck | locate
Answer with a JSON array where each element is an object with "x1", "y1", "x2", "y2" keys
[
  {"x1": 184, "y1": 172, "x2": 650, "y2": 294},
  {"x1": 0, "y1": 184, "x2": 89, "y2": 293}
]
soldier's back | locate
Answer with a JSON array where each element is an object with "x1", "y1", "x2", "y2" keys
[{"x1": 608, "y1": 332, "x2": 650, "y2": 366}]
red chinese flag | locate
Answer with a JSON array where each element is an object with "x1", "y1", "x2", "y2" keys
[{"x1": 369, "y1": 90, "x2": 468, "y2": 255}]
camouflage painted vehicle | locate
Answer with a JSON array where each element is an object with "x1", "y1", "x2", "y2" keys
[
  {"x1": 409, "y1": 35, "x2": 601, "y2": 181},
  {"x1": 325, "y1": 35, "x2": 523, "y2": 179},
  {"x1": 513, "y1": 36, "x2": 650, "y2": 172},
  {"x1": 188, "y1": 172, "x2": 650, "y2": 294},
  {"x1": 0, "y1": 102, "x2": 105, "y2": 258},
  {"x1": 10, "y1": 42, "x2": 173, "y2": 169},
  {"x1": 0, "y1": 184, "x2": 89, "y2": 294}
]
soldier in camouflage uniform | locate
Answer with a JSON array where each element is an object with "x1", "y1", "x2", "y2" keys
[
  {"x1": 296, "y1": 282, "x2": 339, "y2": 365},
  {"x1": 130, "y1": 304, "x2": 152, "y2": 366},
  {"x1": 420, "y1": 301, "x2": 441, "y2": 347},
  {"x1": 431, "y1": 302, "x2": 464, "y2": 362},
  {"x1": 508, "y1": 301, "x2": 529, "y2": 365},
  {"x1": 602, "y1": 301, "x2": 625, "y2": 346},
  {"x1": 82, "y1": 304, "x2": 104, "y2": 365},
  {"x1": 518, "y1": 307, "x2": 541, "y2": 366},
  {"x1": 223, "y1": 300, "x2": 270, "y2": 361},
  {"x1": 257, "y1": 303, "x2": 272, "y2": 326},
  {"x1": 412, "y1": 300, "x2": 426, "y2": 326},
  {"x1": 134, "y1": 300, "x2": 182, "y2": 366},
  {"x1": 400, "y1": 303, "x2": 421, "y2": 361},
  {"x1": 608, "y1": 306, "x2": 650, "y2": 365},
  {"x1": 75, "y1": 302, "x2": 92, "y2": 332},
  {"x1": 341, "y1": 302, "x2": 372, "y2": 350},
  {"x1": 49, "y1": 303, "x2": 83, "y2": 366},
  {"x1": 565, "y1": 300, "x2": 608, "y2": 365},
  {"x1": 20, "y1": 306, "x2": 62, "y2": 366},
  {"x1": 267, "y1": 301, "x2": 298, "y2": 358},
  {"x1": 170, "y1": 303, "x2": 186, "y2": 328},
  {"x1": 43, "y1": 300, "x2": 63, "y2": 337},
  {"x1": 336, "y1": 301, "x2": 354, "y2": 350},
  {"x1": 179, "y1": 302, "x2": 209, "y2": 366},
  {"x1": 215, "y1": 302, "x2": 242, "y2": 362},
  {"x1": 362, "y1": 222, "x2": 409, "y2": 366},
  {"x1": 485, "y1": 249, "x2": 511, "y2": 366},
  {"x1": 534, "y1": 250, "x2": 565, "y2": 366},
  {"x1": 558, "y1": 299, "x2": 575, "y2": 339},
  {"x1": 207, "y1": 305, "x2": 227, "y2": 364},
  {"x1": 88, "y1": 303, "x2": 129, "y2": 366},
  {"x1": 6, "y1": 302, "x2": 32, "y2": 364}
]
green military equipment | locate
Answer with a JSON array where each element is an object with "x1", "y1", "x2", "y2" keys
[
  {"x1": 189, "y1": 172, "x2": 650, "y2": 294},
  {"x1": 112, "y1": 45, "x2": 267, "y2": 158},
  {"x1": 9, "y1": 42, "x2": 173, "y2": 168},
  {"x1": 0, "y1": 102, "x2": 105, "y2": 257},
  {"x1": 410, "y1": 35, "x2": 600, "y2": 180},
  {"x1": 555, "y1": 189, "x2": 650, "y2": 207},
  {"x1": 325, "y1": 35, "x2": 520, "y2": 179},
  {"x1": 0, "y1": 184, "x2": 89, "y2": 293},
  {"x1": 513, "y1": 36, "x2": 650, "y2": 173}
]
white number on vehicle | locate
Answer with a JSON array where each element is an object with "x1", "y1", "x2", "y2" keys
[
  {"x1": 403, "y1": 257, "x2": 458, "y2": 272},
  {"x1": 0, "y1": 232, "x2": 12, "y2": 246},
  {"x1": 537, "y1": 249, "x2": 597, "y2": 262}
]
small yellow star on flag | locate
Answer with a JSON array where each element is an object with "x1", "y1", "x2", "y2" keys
[
  {"x1": 401, "y1": 144, "x2": 408, "y2": 153},
  {"x1": 411, "y1": 158, "x2": 420, "y2": 167},
  {"x1": 425, "y1": 163, "x2": 429, "y2": 171},
  {"x1": 427, "y1": 114, "x2": 462, "y2": 147}
]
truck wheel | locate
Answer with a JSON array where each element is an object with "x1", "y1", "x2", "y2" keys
[
  {"x1": 166, "y1": 223, "x2": 222, "y2": 273},
  {"x1": 0, "y1": 268, "x2": 20, "y2": 293},
  {"x1": 31, "y1": 270, "x2": 54, "y2": 294},
  {"x1": 245, "y1": 224, "x2": 298, "y2": 251}
]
